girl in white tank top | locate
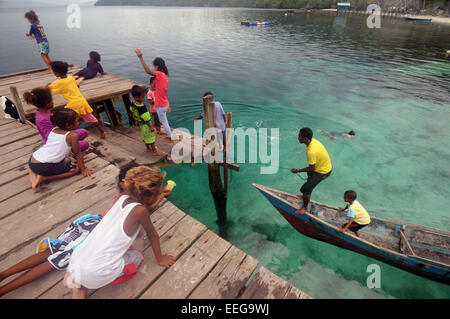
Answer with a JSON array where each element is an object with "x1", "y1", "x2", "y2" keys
[
  {"x1": 65, "y1": 166, "x2": 176, "y2": 298},
  {"x1": 28, "y1": 107, "x2": 93, "y2": 189}
]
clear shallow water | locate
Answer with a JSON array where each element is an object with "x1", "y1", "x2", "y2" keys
[{"x1": 1, "y1": 7, "x2": 449, "y2": 298}]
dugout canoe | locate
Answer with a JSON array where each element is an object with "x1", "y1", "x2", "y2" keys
[{"x1": 253, "y1": 183, "x2": 450, "y2": 285}]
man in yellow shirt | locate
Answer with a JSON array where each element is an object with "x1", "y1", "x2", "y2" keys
[{"x1": 291, "y1": 127, "x2": 332, "y2": 214}]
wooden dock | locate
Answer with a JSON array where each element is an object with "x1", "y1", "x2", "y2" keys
[
  {"x1": 0, "y1": 66, "x2": 141, "y2": 127},
  {"x1": 0, "y1": 117, "x2": 311, "y2": 299}
]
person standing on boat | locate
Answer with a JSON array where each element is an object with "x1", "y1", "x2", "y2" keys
[
  {"x1": 291, "y1": 127, "x2": 332, "y2": 214},
  {"x1": 338, "y1": 190, "x2": 371, "y2": 237}
]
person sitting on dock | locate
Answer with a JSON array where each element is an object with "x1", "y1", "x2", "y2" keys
[
  {"x1": 338, "y1": 190, "x2": 371, "y2": 238},
  {"x1": 73, "y1": 51, "x2": 106, "y2": 84},
  {"x1": 194, "y1": 91, "x2": 227, "y2": 148},
  {"x1": 28, "y1": 107, "x2": 94, "y2": 190},
  {"x1": 130, "y1": 85, "x2": 165, "y2": 156},
  {"x1": 23, "y1": 87, "x2": 89, "y2": 152},
  {"x1": 48, "y1": 61, "x2": 106, "y2": 139},
  {"x1": 64, "y1": 166, "x2": 176, "y2": 299},
  {"x1": 317, "y1": 129, "x2": 355, "y2": 140},
  {"x1": 291, "y1": 127, "x2": 332, "y2": 215}
]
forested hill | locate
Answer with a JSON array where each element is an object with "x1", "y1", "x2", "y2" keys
[
  {"x1": 94, "y1": 0, "x2": 449, "y2": 11},
  {"x1": 94, "y1": 0, "x2": 346, "y2": 10}
]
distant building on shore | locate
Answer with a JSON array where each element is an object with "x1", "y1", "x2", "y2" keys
[{"x1": 337, "y1": 2, "x2": 351, "y2": 12}]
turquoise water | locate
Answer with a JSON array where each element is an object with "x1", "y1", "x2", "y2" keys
[{"x1": 1, "y1": 7, "x2": 449, "y2": 298}]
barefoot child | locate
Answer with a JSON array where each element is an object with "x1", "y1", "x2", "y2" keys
[
  {"x1": 25, "y1": 10, "x2": 51, "y2": 72},
  {"x1": 131, "y1": 85, "x2": 165, "y2": 156},
  {"x1": 147, "y1": 77, "x2": 162, "y2": 134},
  {"x1": 28, "y1": 107, "x2": 94, "y2": 189},
  {"x1": 48, "y1": 61, "x2": 106, "y2": 139},
  {"x1": 23, "y1": 87, "x2": 89, "y2": 152},
  {"x1": 135, "y1": 48, "x2": 174, "y2": 143},
  {"x1": 338, "y1": 190, "x2": 371, "y2": 238},
  {"x1": 65, "y1": 166, "x2": 176, "y2": 299},
  {"x1": 73, "y1": 51, "x2": 106, "y2": 84}
]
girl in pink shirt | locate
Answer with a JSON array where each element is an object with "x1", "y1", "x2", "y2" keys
[{"x1": 135, "y1": 49, "x2": 174, "y2": 143}]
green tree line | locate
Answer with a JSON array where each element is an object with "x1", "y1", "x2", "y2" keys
[{"x1": 94, "y1": 0, "x2": 449, "y2": 12}]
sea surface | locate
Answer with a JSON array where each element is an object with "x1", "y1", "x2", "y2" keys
[{"x1": 1, "y1": 6, "x2": 449, "y2": 298}]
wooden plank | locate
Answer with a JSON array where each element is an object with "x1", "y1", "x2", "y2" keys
[
  {"x1": 94, "y1": 127, "x2": 168, "y2": 165},
  {"x1": 0, "y1": 126, "x2": 39, "y2": 147},
  {"x1": 189, "y1": 246, "x2": 259, "y2": 299},
  {"x1": 0, "y1": 141, "x2": 41, "y2": 168},
  {"x1": 0, "y1": 154, "x2": 101, "y2": 204},
  {"x1": 140, "y1": 230, "x2": 231, "y2": 299},
  {"x1": 1, "y1": 196, "x2": 115, "y2": 299},
  {"x1": 0, "y1": 119, "x2": 16, "y2": 126},
  {"x1": 0, "y1": 156, "x2": 110, "y2": 221},
  {"x1": 0, "y1": 152, "x2": 98, "y2": 188},
  {"x1": 0, "y1": 164, "x2": 119, "y2": 260},
  {"x1": 85, "y1": 135, "x2": 136, "y2": 169},
  {"x1": 0, "y1": 121, "x2": 22, "y2": 132},
  {"x1": 0, "y1": 134, "x2": 42, "y2": 156},
  {"x1": 400, "y1": 225, "x2": 416, "y2": 256},
  {"x1": 239, "y1": 266, "x2": 311, "y2": 299},
  {"x1": 0, "y1": 66, "x2": 51, "y2": 80},
  {"x1": 10, "y1": 86, "x2": 28, "y2": 124}
]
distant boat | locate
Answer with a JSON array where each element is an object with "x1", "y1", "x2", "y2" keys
[
  {"x1": 404, "y1": 17, "x2": 432, "y2": 22},
  {"x1": 253, "y1": 183, "x2": 450, "y2": 285},
  {"x1": 241, "y1": 21, "x2": 270, "y2": 26}
]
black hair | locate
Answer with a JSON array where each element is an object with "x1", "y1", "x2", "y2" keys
[
  {"x1": 23, "y1": 87, "x2": 52, "y2": 109},
  {"x1": 153, "y1": 57, "x2": 169, "y2": 76},
  {"x1": 89, "y1": 51, "x2": 101, "y2": 62},
  {"x1": 348, "y1": 130, "x2": 355, "y2": 136},
  {"x1": 50, "y1": 106, "x2": 78, "y2": 130},
  {"x1": 149, "y1": 76, "x2": 155, "y2": 84},
  {"x1": 117, "y1": 162, "x2": 138, "y2": 192},
  {"x1": 203, "y1": 91, "x2": 214, "y2": 98},
  {"x1": 344, "y1": 190, "x2": 357, "y2": 201},
  {"x1": 299, "y1": 127, "x2": 313, "y2": 140},
  {"x1": 24, "y1": 10, "x2": 39, "y2": 22},
  {"x1": 50, "y1": 61, "x2": 69, "y2": 76},
  {"x1": 131, "y1": 85, "x2": 147, "y2": 98}
]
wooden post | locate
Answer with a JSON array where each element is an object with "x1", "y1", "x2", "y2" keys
[
  {"x1": 122, "y1": 93, "x2": 135, "y2": 127},
  {"x1": 400, "y1": 225, "x2": 416, "y2": 256},
  {"x1": 203, "y1": 94, "x2": 227, "y2": 235},
  {"x1": 224, "y1": 112, "x2": 232, "y2": 197},
  {"x1": 10, "y1": 86, "x2": 28, "y2": 124}
]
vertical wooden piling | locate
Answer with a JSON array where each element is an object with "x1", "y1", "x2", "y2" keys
[
  {"x1": 122, "y1": 93, "x2": 135, "y2": 127},
  {"x1": 10, "y1": 86, "x2": 27, "y2": 124},
  {"x1": 203, "y1": 94, "x2": 227, "y2": 234},
  {"x1": 224, "y1": 112, "x2": 232, "y2": 197}
]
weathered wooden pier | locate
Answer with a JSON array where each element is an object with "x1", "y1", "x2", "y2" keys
[{"x1": 0, "y1": 68, "x2": 311, "y2": 299}]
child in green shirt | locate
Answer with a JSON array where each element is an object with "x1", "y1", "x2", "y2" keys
[{"x1": 130, "y1": 85, "x2": 165, "y2": 156}]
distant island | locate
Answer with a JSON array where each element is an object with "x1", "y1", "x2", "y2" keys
[
  {"x1": 94, "y1": 0, "x2": 339, "y2": 9},
  {"x1": 94, "y1": 0, "x2": 449, "y2": 13}
]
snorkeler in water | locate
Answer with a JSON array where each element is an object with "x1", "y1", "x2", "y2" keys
[{"x1": 317, "y1": 129, "x2": 355, "y2": 140}]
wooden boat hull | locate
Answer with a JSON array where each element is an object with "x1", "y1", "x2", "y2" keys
[
  {"x1": 404, "y1": 17, "x2": 432, "y2": 21},
  {"x1": 254, "y1": 184, "x2": 450, "y2": 285}
]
